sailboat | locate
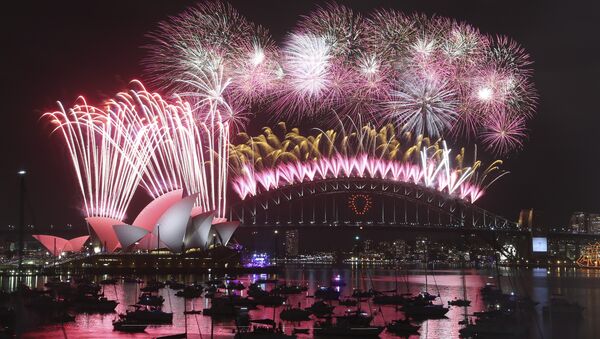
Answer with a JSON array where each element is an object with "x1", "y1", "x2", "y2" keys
[
  {"x1": 402, "y1": 249, "x2": 448, "y2": 319},
  {"x1": 449, "y1": 264, "x2": 471, "y2": 307}
]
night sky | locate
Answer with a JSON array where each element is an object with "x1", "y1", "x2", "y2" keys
[{"x1": 2, "y1": 0, "x2": 598, "y2": 232}]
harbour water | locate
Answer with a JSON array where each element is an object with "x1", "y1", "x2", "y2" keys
[{"x1": 7, "y1": 265, "x2": 599, "y2": 338}]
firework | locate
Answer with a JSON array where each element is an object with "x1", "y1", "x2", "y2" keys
[
  {"x1": 44, "y1": 96, "x2": 161, "y2": 221},
  {"x1": 179, "y1": 67, "x2": 234, "y2": 218},
  {"x1": 46, "y1": 74, "x2": 234, "y2": 222},
  {"x1": 297, "y1": 2, "x2": 366, "y2": 61},
  {"x1": 386, "y1": 74, "x2": 459, "y2": 138},
  {"x1": 143, "y1": 0, "x2": 278, "y2": 110},
  {"x1": 480, "y1": 112, "x2": 527, "y2": 155},
  {"x1": 144, "y1": 2, "x2": 537, "y2": 155},
  {"x1": 230, "y1": 123, "x2": 505, "y2": 202},
  {"x1": 274, "y1": 33, "x2": 333, "y2": 116}
]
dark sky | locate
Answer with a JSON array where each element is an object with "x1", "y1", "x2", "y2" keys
[{"x1": 1, "y1": 0, "x2": 599, "y2": 232}]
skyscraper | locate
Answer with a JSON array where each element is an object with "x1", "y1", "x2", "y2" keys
[{"x1": 284, "y1": 230, "x2": 299, "y2": 257}]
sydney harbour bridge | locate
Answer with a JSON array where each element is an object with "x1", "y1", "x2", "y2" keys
[{"x1": 229, "y1": 176, "x2": 595, "y2": 261}]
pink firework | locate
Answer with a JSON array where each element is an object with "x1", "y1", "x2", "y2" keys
[
  {"x1": 232, "y1": 153, "x2": 488, "y2": 203},
  {"x1": 487, "y1": 35, "x2": 533, "y2": 74},
  {"x1": 480, "y1": 112, "x2": 527, "y2": 155},
  {"x1": 142, "y1": 1, "x2": 538, "y2": 155},
  {"x1": 364, "y1": 9, "x2": 417, "y2": 61},
  {"x1": 297, "y1": 2, "x2": 366, "y2": 61},
  {"x1": 228, "y1": 27, "x2": 281, "y2": 106}
]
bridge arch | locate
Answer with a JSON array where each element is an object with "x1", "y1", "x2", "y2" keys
[{"x1": 230, "y1": 178, "x2": 520, "y2": 232}]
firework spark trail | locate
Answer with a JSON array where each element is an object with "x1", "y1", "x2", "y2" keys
[
  {"x1": 231, "y1": 153, "x2": 485, "y2": 203},
  {"x1": 230, "y1": 123, "x2": 503, "y2": 203},
  {"x1": 179, "y1": 66, "x2": 235, "y2": 218},
  {"x1": 46, "y1": 76, "x2": 235, "y2": 221},
  {"x1": 44, "y1": 97, "x2": 161, "y2": 220}
]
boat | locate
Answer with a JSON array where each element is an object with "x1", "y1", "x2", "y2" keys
[
  {"x1": 203, "y1": 298, "x2": 237, "y2": 317},
  {"x1": 235, "y1": 326, "x2": 297, "y2": 338},
  {"x1": 280, "y1": 305, "x2": 311, "y2": 321},
  {"x1": 338, "y1": 298, "x2": 357, "y2": 306},
  {"x1": 335, "y1": 309, "x2": 373, "y2": 327},
  {"x1": 252, "y1": 295, "x2": 286, "y2": 306},
  {"x1": 156, "y1": 334, "x2": 187, "y2": 339},
  {"x1": 448, "y1": 298, "x2": 471, "y2": 307},
  {"x1": 123, "y1": 305, "x2": 173, "y2": 324},
  {"x1": 184, "y1": 310, "x2": 202, "y2": 315},
  {"x1": 140, "y1": 285, "x2": 160, "y2": 293},
  {"x1": 255, "y1": 278, "x2": 278, "y2": 284},
  {"x1": 169, "y1": 282, "x2": 186, "y2": 290},
  {"x1": 305, "y1": 301, "x2": 335, "y2": 317},
  {"x1": 351, "y1": 289, "x2": 376, "y2": 298},
  {"x1": 138, "y1": 292, "x2": 164, "y2": 306},
  {"x1": 113, "y1": 319, "x2": 147, "y2": 333},
  {"x1": 0, "y1": 307, "x2": 15, "y2": 329},
  {"x1": 386, "y1": 319, "x2": 420, "y2": 335},
  {"x1": 206, "y1": 278, "x2": 225, "y2": 286},
  {"x1": 49, "y1": 311, "x2": 75, "y2": 323},
  {"x1": 227, "y1": 282, "x2": 246, "y2": 291},
  {"x1": 459, "y1": 316, "x2": 528, "y2": 337},
  {"x1": 76, "y1": 282, "x2": 101, "y2": 295},
  {"x1": 314, "y1": 318, "x2": 383, "y2": 337},
  {"x1": 330, "y1": 275, "x2": 346, "y2": 287},
  {"x1": 74, "y1": 294, "x2": 118, "y2": 313},
  {"x1": 417, "y1": 291, "x2": 438, "y2": 301},
  {"x1": 314, "y1": 287, "x2": 340, "y2": 301},
  {"x1": 175, "y1": 285, "x2": 203, "y2": 299},
  {"x1": 248, "y1": 284, "x2": 270, "y2": 298},
  {"x1": 402, "y1": 303, "x2": 449, "y2": 319},
  {"x1": 226, "y1": 295, "x2": 259, "y2": 309}
]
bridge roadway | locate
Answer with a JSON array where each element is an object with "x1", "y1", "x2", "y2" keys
[
  {"x1": 239, "y1": 223, "x2": 600, "y2": 243},
  {"x1": 239, "y1": 222, "x2": 530, "y2": 236}
]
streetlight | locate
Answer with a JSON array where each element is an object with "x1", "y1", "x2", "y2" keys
[{"x1": 17, "y1": 169, "x2": 26, "y2": 275}]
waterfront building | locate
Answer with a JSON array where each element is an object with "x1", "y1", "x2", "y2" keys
[
  {"x1": 415, "y1": 236, "x2": 428, "y2": 262},
  {"x1": 284, "y1": 229, "x2": 299, "y2": 257}
]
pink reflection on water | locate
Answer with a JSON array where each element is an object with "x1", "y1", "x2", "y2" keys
[{"x1": 21, "y1": 268, "x2": 487, "y2": 338}]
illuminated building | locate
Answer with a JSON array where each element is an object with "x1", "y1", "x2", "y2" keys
[
  {"x1": 284, "y1": 230, "x2": 299, "y2": 257},
  {"x1": 568, "y1": 212, "x2": 600, "y2": 234}
]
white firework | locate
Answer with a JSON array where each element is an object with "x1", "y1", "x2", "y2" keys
[
  {"x1": 386, "y1": 75, "x2": 459, "y2": 138},
  {"x1": 282, "y1": 33, "x2": 332, "y2": 99}
]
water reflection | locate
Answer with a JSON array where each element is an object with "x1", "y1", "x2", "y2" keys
[{"x1": 7, "y1": 266, "x2": 598, "y2": 338}]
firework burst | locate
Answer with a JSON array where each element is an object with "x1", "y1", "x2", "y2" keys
[
  {"x1": 480, "y1": 112, "x2": 527, "y2": 155},
  {"x1": 386, "y1": 74, "x2": 459, "y2": 138},
  {"x1": 230, "y1": 123, "x2": 505, "y2": 203},
  {"x1": 141, "y1": 0, "x2": 538, "y2": 156},
  {"x1": 44, "y1": 94, "x2": 161, "y2": 220},
  {"x1": 143, "y1": 0, "x2": 277, "y2": 112}
]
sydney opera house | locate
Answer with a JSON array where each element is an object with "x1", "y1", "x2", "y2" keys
[{"x1": 32, "y1": 190, "x2": 239, "y2": 258}]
